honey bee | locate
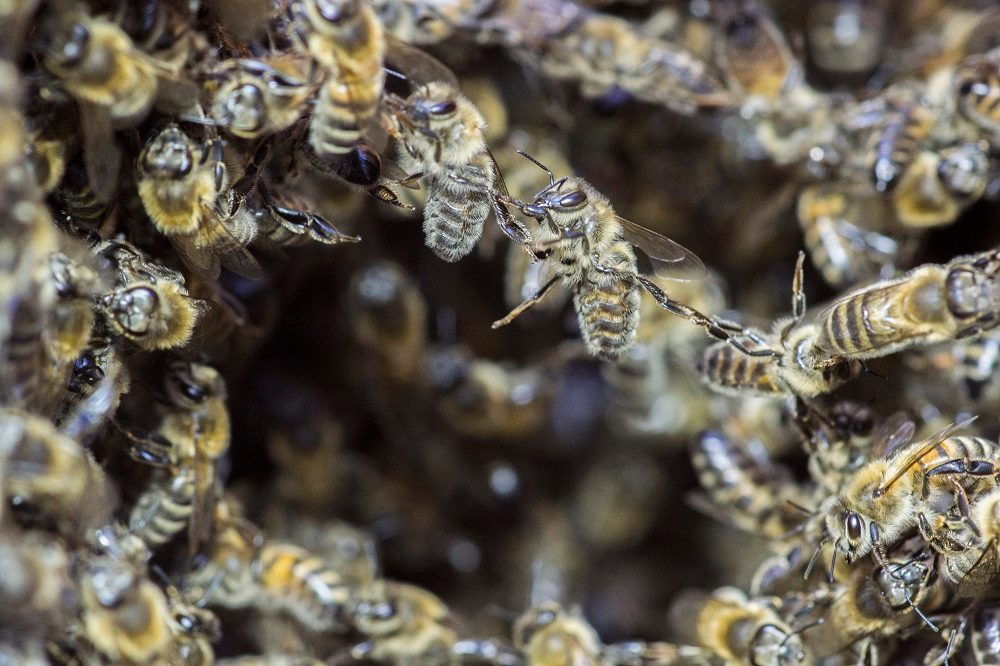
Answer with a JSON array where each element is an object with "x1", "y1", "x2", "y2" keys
[
  {"x1": 494, "y1": 155, "x2": 727, "y2": 361},
  {"x1": 714, "y1": 0, "x2": 801, "y2": 102},
  {"x1": 813, "y1": 248, "x2": 1000, "y2": 368},
  {"x1": 187, "y1": 498, "x2": 353, "y2": 633},
  {"x1": 693, "y1": 587, "x2": 809, "y2": 666},
  {"x1": 136, "y1": 122, "x2": 262, "y2": 280},
  {"x1": 40, "y1": 10, "x2": 160, "y2": 202},
  {"x1": 890, "y1": 142, "x2": 991, "y2": 229},
  {"x1": 42, "y1": 252, "x2": 98, "y2": 395},
  {"x1": 349, "y1": 261, "x2": 428, "y2": 388},
  {"x1": 74, "y1": 527, "x2": 175, "y2": 665},
  {"x1": 798, "y1": 541, "x2": 943, "y2": 661},
  {"x1": 129, "y1": 361, "x2": 230, "y2": 554},
  {"x1": 1, "y1": 409, "x2": 115, "y2": 535},
  {"x1": 954, "y1": 47, "x2": 1000, "y2": 136},
  {"x1": 819, "y1": 417, "x2": 999, "y2": 567},
  {"x1": 427, "y1": 345, "x2": 553, "y2": 441},
  {"x1": 288, "y1": 0, "x2": 386, "y2": 157},
  {"x1": 796, "y1": 183, "x2": 904, "y2": 289},
  {"x1": 383, "y1": 80, "x2": 529, "y2": 262},
  {"x1": 806, "y1": 0, "x2": 885, "y2": 84},
  {"x1": 688, "y1": 431, "x2": 807, "y2": 540},
  {"x1": 858, "y1": 83, "x2": 939, "y2": 195},
  {"x1": 918, "y1": 484, "x2": 1000, "y2": 599},
  {"x1": 699, "y1": 254, "x2": 862, "y2": 398},
  {"x1": 533, "y1": 13, "x2": 732, "y2": 115},
  {"x1": 161, "y1": 581, "x2": 219, "y2": 666},
  {"x1": 948, "y1": 329, "x2": 1000, "y2": 402},
  {"x1": 201, "y1": 54, "x2": 318, "y2": 140},
  {"x1": 349, "y1": 580, "x2": 458, "y2": 664},
  {"x1": 96, "y1": 240, "x2": 203, "y2": 351},
  {"x1": 512, "y1": 602, "x2": 602, "y2": 666},
  {"x1": 0, "y1": 525, "x2": 72, "y2": 637}
]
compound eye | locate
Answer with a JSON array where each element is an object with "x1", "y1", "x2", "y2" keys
[
  {"x1": 557, "y1": 190, "x2": 587, "y2": 208},
  {"x1": 429, "y1": 100, "x2": 456, "y2": 116},
  {"x1": 846, "y1": 513, "x2": 863, "y2": 542}
]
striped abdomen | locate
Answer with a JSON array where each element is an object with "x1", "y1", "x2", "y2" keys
[
  {"x1": 574, "y1": 275, "x2": 640, "y2": 361},
  {"x1": 422, "y1": 176, "x2": 491, "y2": 262},
  {"x1": 955, "y1": 332, "x2": 1000, "y2": 401},
  {"x1": 956, "y1": 56, "x2": 1000, "y2": 134},
  {"x1": 700, "y1": 341, "x2": 781, "y2": 395},
  {"x1": 918, "y1": 436, "x2": 1000, "y2": 475},
  {"x1": 870, "y1": 98, "x2": 934, "y2": 193},
  {"x1": 129, "y1": 468, "x2": 195, "y2": 547},
  {"x1": 690, "y1": 431, "x2": 791, "y2": 537},
  {"x1": 256, "y1": 542, "x2": 352, "y2": 632}
]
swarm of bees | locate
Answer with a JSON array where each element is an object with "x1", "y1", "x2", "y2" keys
[{"x1": 9, "y1": 0, "x2": 1000, "y2": 664}]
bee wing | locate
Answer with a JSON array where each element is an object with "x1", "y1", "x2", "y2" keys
[
  {"x1": 384, "y1": 34, "x2": 459, "y2": 90},
  {"x1": 617, "y1": 217, "x2": 706, "y2": 282},
  {"x1": 170, "y1": 236, "x2": 222, "y2": 283},
  {"x1": 958, "y1": 541, "x2": 1000, "y2": 599},
  {"x1": 870, "y1": 413, "x2": 916, "y2": 459},
  {"x1": 881, "y1": 417, "x2": 978, "y2": 492},
  {"x1": 79, "y1": 101, "x2": 121, "y2": 204},
  {"x1": 187, "y1": 425, "x2": 217, "y2": 557}
]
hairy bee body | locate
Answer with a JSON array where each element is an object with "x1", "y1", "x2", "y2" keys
[
  {"x1": 256, "y1": 541, "x2": 353, "y2": 632},
  {"x1": 815, "y1": 250, "x2": 1000, "y2": 364},
  {"x1": 824, "y1": 423, "x2": 999, "y2": 564},
  {"x1": 866, "y1": 87, "x2": 937, "y2": 194},
  {"x1": 293, "y1": 0, "x2": 385, "y2": 156},
  {"x1": 387, "y1": 81, "x2": 496, "y2": 262},
  {"x1": 694, "y1": 587, "x2": 807, "y2": 666},
  {"x1": 130, "y1": 467, "x2": 197, "y2": 547}
]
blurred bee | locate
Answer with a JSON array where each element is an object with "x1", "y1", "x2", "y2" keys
[
  {"x1": 427, "y1": 346, "x2": 553, "y2": 441},
  {"x1": 859, "y1": 83, "x2": 938, "y2": 195},
  {"x1": 796, "y1": 184, "x2": 903, "y2": 289},
  {"x1": 349, "y1": 261, "x2": 428, "y2": 388},
  {"x1": 349, "y1": 580, "x2": 457, "y2": 664},
  {"x1": 129, "y1": 361, "x2": 230, "y2": 555},
  {"x1": 40, "y1": 10, "x2": 160, "y2": 202},
  {"x1": 161, "y1": 581, "x2": 220, "y2": 666},
  {"x1": 534, "y1": 13, "x2": 732, "y2": 115},
  {"x1": 74, "y1": 527, "x2": 175, "y2": 665},
  {"x1": 918, "y1": 484, "x2": 1000, "y2": 599},
  {"x1": 215, "y1": 658, "x2": 327, "y2": 666},
  {"x1": 798, "y1": 540, "x2": 943, "y2": 661},
  {"x1": 806, "y1": 0, "x2": 885, "y2": 84},
  {"x1": 288, "y1": 0, "x2": 386, "y2": 157},
  {"x1": 714, "y1": 0, "x2": 800, "y2": 102},
  {"x1": 383, "y1": 79, "x2": 528, "y2": 262},
  {"x1": 688, "y1": 431, "x2": 807, "y2": 540},
  {"x1": 187, "y1": 498, "x2": 353, "y2": 633},
  {"x1": 693, "y1": 587, "x2": 809, "y2": 666},
  {"x1": 494, "y1": 155, "x2": 724, "y2": 361},
  {"x1": 0, "y1": 525, "x2": 72, "y2": 640},
  {"x1": 819, "y1": 417, "x2": 1000, "y2": 567},
  {"x1": 814, "y1": 248, "x2": 1000, "y2": 368},
  {"x1": 1, "y1": 409, "x2": 115, "y2": 535},
  {"x1": 699, "y1": 254, "x2": 862, "y2": 398},
  {"x1": 890, "y1": 141, "x2": 991, "y2": 229},
  {"x1": 954, "y1": 47, "x2": 1000, "y2": 136},
  {"x1": 967, "y1": 606, "x2": 1000, "y2": 664},
  {"x1": 96, "y1": 240, "x2": 203, "y2": 351},
  {"x1": 42, "y1": 252, "x2": 99, "y2": 399},
  {"x1": 201, "y1": 54, "x2": 318, "y2": 140},
  {"x1": 947, "y1": 329, "x2": 1000, "y2": 402},
  {"x1": 136, "y1": 122, "x2": 262, "y2": 280},
  {"x1": 512, "y1": 602, "x2": 602, "y2": 666}
]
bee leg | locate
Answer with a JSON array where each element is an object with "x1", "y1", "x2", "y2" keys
[
  {"x1": 779, "y1": 252, "x2": 807, "y2": 345},
  {"x1": 491, "y1": 194, "x2": 531, "y2": 248},
  {"x1": 367, "y1": 183, "x2": 416, "y2": 211},
  {"x1": 128, "y1": 432, "x2": 175, "y2": 467},
  {"x1": 491, "y1": 276, "x2": 559, "y2": 329},
  {"x1": 637, "y1": 276, "x2": 781, "y2": 358}
]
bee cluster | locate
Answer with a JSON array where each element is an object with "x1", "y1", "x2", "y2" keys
[{"x1": 6, "y1": 0, "x2": 1000, "y2": 664}]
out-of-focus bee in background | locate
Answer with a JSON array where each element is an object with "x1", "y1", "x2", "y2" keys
[{"x1": 128, "y1": 361, "x2": 231, "y2": 555}]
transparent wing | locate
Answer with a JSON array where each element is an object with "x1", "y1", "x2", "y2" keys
[
  {"x1": 871, "y1": 413, "x2": 916, "y2": 460},
  {"x1": 79, "y1": 101, "x2": 121, "y2": 204},
  {"x1": 384, "y1": 34, "x2": 460, "y2": 89},
  {"x1": 959, "y1": 541, "x2": 1000, "y2": 598},
  {"x1": 618, "y1": 217, "x2": 706, "y2": 281}
]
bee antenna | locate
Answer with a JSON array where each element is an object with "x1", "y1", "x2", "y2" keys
[
  {"x1": 804, "y1": 537, "x2": 827, "y2": 580},
  {"x1": 784, "y1": 499, "x2": 815, "y2": 515},
  {"x1": 516, "y1": 150, "x2": 555, "y2": 186},
  {"x1": 859, "y1": 360, "x2": 888, "y2": 380},
  {"x1": 903, "y1": 584, "x2": 938, "y2": 632},
  {"x1": 383, "y1": 67, "x2": 410, "y2": 83}
]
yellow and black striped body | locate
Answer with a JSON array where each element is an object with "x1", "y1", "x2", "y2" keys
[
  {"x1": 955, "y1": 51, "x2": 1000, "y2": 136},
  {"x1": 129, "y1": 466, "x2": 196, "y2": 547},
  {"x1": 867, "y1": 87, "x2": 936, "y2": 194},
  {"x1": 256, "y1": 541, "x2": 353, "y2": 632},
  {"x1": 700, "y1": 339, "x2": 781, "y2": 396},
  {"x1": 689, "y1": 431, "x2": 796, "y2": 538},
  {"x1": 573, "y1": 251, "x2": 642, "y2": 360},
  {"x1": 295, "y1": 0, "x2": 386, "y2": 156}
]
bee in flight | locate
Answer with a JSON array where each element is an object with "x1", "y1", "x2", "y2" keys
[{"x1": 493, "y1": 152, "x2": 743, "y2": 361}]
